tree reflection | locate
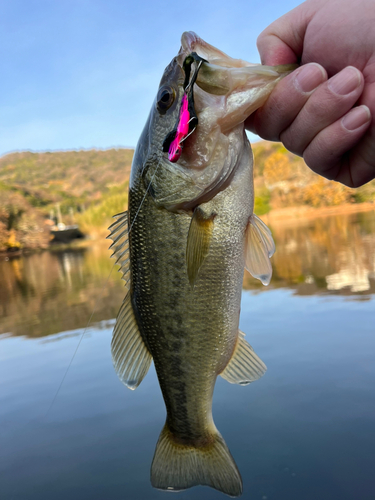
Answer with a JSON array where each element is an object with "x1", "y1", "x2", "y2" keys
[
  {"x1": 245, "y1": 211, "x2": 375, "y2": 295},
  {"x1": 1, "y1": 210, "x2": 374, "y2": 339},
  {"x1": 0, "y1": 245, "x2": 125, "y2": 338}
]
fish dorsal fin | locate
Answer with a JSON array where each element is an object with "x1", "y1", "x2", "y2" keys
[
  {"x1": 111, "y1": 292, "x2": 152, "y2": 390},
  {"x1": 107, "y1": 211, "x2": 131, "y2": 289},
  {"x1": 220, "y1": 330, "x2": 267, "y2": 385},
  {"x1": 186, "y1": 206, "x2": 215, "y2": 286},
  {"x1": 245, "y1": 214, "x2": 275, "y2": 286}
]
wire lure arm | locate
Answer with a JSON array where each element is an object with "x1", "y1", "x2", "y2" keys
[{"x1": 162, "y1": 52, "x2": 207, "y2": 162}]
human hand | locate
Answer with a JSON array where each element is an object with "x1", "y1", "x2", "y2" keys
[{"x1": 245, "y1": 0, "x2": 375, "y2": 187}]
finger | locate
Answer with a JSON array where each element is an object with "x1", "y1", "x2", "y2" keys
[
  {"x1": 345, "y1": 128, "x2": 375, "y2": 187},
  {"x1": 245, "y1": 63, "x2": 327, "y2": 141},
  {"x1": 281, "y1": 66, "x2": 364, "y2": 156},
  {"x1": 347, "y1": 80, "x2": 375, "y2": 186},
  {"x1": 303, "y1": 105, "x2": 372, "y2": 185},
  {"x1": 257, "y1": 33, "x2": 299, "y2": 66},
  {"x1": 256, "y1": 2, "x2": 316, "y2": 65}
]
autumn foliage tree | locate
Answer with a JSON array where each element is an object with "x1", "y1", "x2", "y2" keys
[
  {"x1": 302, "y1": 177, "x2": 352, "y2": 207},
  {"x1": 261, "y1": 147, "x2": 355, "y2": 209},
  {"x1": 0, "y1": 190, "x2": 49, "y2": 250},
  {"x1": 263, "y1": 151, "x2": 292, "y2": 187}
]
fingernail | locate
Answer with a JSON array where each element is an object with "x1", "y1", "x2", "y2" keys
[
  {"x1": 342, "y1": 105, "x2": 371, "y2": 131},
  {"x1": 328, "y1": 67, "x2": 361, "y2": 95},
  {"x1": 294, "y1": 63, "x2": 326, "y2": 93}
]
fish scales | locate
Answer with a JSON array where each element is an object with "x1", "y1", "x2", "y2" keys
[
  {"x1": 129, "y1": 145, "x2": 252, "y2": 443},
  {"x1": 109, "y1": 31, "x2": 296, "y2": 497}
]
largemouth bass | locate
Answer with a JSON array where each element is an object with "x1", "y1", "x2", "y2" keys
[{"x1": 109, "y1": 32, "x2": 295, "y2": 497}]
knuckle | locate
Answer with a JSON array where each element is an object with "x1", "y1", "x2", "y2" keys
[
  {"x1": 349, "y1": 178, "x2": 361, "y2": 188},
  {"x1": 280, "y1": 127, "x2": 305, "y2": 156},
  {"x1": 304, "y1": 80, "x2": 361, "y2": 126},
  {"x1": 303, "y1": 149, "x2": 325, "y2": 176},
  {"x1": 257, "y1": 91, "x2": 299, "y2": 141},
  {"x1": 303, "y1": 139, "x2": 339, "y2": 179},
  {"x1": 252, "y1": 108, "x2": 277, "y2": 141},
  {"x1": 256, "y1": 31, "x2": 269, "y2": 53},
  {"x1": 304, "y1": 97, "x2": 337, "y2": 123}
]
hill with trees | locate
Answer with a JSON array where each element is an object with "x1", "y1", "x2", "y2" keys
[
  {"x1": 0, "y1": 149, "x2": 132, "y2": 250},
  {"x1": 0, "y1": 143, "x2": 374, "y2": 250}
]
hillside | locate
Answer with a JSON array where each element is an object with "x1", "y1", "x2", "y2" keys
[
  {"x1": 0, "y1": 148, "x2": 133, "y2": 209},
  {"x1": 252, "y1": 142, "x2": 375, "y2": 214},
  {"x1": 0, "y1": 149, "x2": 133, "y2": 249},
  {"x1": 0, "y1": 143, "x2": 374, "y2": 250}
]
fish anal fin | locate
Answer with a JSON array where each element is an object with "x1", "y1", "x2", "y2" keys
[
  {"x1": 245, "y1": 213, "x2": 275, "y2": 286},
  {"x1": 111, "y1": 293, "x2": 152, "y2": 390},
  {"x1": 220, "y1": 330, "x2": 267, "y2": 385},
  {"x1": 107, "y1": 210, "x2": 130, "y2": 289},
  {"x1": 186, "y1": 206, "x2": 216, "y2": 286},
  {"x1": 151, "y1": 423, "x2": 242, "y2": 497}
]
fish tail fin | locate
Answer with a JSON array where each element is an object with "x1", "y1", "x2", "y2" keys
[{"x1": 151, "y1": 423, "x2": 242, "y2": 497}]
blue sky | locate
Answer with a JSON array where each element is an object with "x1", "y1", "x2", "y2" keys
[{"x1": 0, "y1": 0, "x2": 302, "y2": 156}]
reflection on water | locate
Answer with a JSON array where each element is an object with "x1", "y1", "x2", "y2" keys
[
  {"x1": 248, "y1": 210, "x2": 375, "y2": 296},
  {"x1": 0, "y1": 245, "x2": 125, "y2": 338},
  {"x1": 1, "y1": 210, "x2": 374, "y2": 340},
  {"x1": 1, "y1": 210, "x2": 375, "y2": 499}
]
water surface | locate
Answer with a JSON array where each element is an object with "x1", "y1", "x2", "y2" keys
[{"x1": 1, "y1": 210, "x2": 375, "y2": 499}]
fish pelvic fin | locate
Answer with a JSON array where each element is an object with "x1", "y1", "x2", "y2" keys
[
  {"x1": 111, "y1": 292, "x2": 152, "y2": 390},
  {"x1": 151, "y1": 423, "x2": 242, "y2": 497},
  {"x1": 245, "y1": 214, "x2": 275, "y2": 286},
  {"x1": 220, "y1": 330, "x2": 267, "y2": 385},
  {"x1": 186, "y1": 206, "x2": 216, "y2": 286},
  {"x1": 107, "y1": 210, "x2": 130, "y2": 288}
]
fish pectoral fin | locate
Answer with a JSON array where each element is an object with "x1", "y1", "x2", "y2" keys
[
  {"x1": 111, "y1": 292, "x2": 152, "y2": 390},
  {"x1": 107, "y1": 210, "x2": 130, "y2": 289},
  {"x1": 220, "y1": 330, "x2": 267, "y2": 385},
  {"x1": 245, "y1": 213, "x2": 275, "y2": 286},
  {"x1": 186, "y1": 206, "x2": 215, "y2": 286}
]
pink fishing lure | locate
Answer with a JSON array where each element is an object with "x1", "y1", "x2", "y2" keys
[{"x1": 168, "y1": 94, "x2": 190, "y2": 162}]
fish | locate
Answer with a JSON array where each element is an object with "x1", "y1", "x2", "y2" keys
[{"x1": 108, "y1": 32, "x2": 296, "y2": 497}]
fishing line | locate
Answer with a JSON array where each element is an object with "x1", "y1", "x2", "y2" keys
[
  {"x1": 129, "y1": 162, "x2": 160, "y2": 232},
  {"x1": 45, "y1": 161, "x2": 161, "y2": 417},
  {"x1": 45, "y1": 263, "x2": 115, "y2": 417}
]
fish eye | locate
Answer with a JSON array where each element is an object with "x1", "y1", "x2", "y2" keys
[{"x1": 157, "y1": 85, "x2": 175, "y2": 113}]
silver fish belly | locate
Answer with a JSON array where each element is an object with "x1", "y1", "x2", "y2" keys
[{"x1": 109, "y1": 32, "x2": 295, "y2": 497}]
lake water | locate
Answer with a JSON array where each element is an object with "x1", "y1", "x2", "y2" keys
[{"x1": 1, "y1": 210, "x2": 375, "y2": 500}]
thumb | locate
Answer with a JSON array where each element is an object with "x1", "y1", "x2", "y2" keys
[{"x1": 257, "y1": 2, "x2": 316, "y2": 65}]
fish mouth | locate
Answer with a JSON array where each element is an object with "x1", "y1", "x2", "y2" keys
[
  {"x1": 178, "y1": 32, "x2": 252, "y2": 70},
  {"x1": 154, "y1": 32, "x2": 294, "y2": 212},
  {"x1": 156, "y1": 33, "x2": 252, "y2": 210}
]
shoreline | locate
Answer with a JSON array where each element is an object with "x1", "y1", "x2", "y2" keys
[
  {"x1": 0, "y1": 237, "x2": 97, "y2": 258},
  {"x1": 261, "y1": 201, "x2": 375, "y2": 226},
  {"x1": 2, "y1": 201, "x2": 374, "y2": 257}
]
